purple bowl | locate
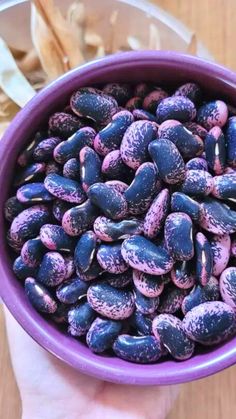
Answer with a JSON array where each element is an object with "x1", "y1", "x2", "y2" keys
[{"x1": 1, "y1": 51, "x2": 236, "y2": 385}]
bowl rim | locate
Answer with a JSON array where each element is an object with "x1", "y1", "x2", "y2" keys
[{"x1": 1, "y1": 50, "x2": 236, "y2": 385}]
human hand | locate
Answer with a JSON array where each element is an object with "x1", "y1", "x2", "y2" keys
[{"x1": 4, "y1": 307, "x2": 179, "y2": 419}]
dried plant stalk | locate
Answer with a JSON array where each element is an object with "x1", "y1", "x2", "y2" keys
[
  {"x1": 187, "y1": 33, "x2": 197, "y2": 55},
  {"x1": 0, "y1": 121, "x2": 10, "y2": 138},
  {"x1": 32, "y1": 0, "x2": 84, "y2": 70},
  {"x1": 0, "y1": 37, "x2": 36, "y2": 107},
  {"x1": 18, "y1": 49, "x2": 41, "y2": 74},
  {"x1": 67, "y1": 0, "x2": 85, "y2": 53}
]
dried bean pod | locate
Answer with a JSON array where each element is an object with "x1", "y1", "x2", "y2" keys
[
  {"x1": 133, "y1": 269, "x2": 164, "y2": 297},
  {"x1": 182, "y1": 276, "x2": 220, "y2": 314},
  {"x1": 209, "y1": 234, "x2": 231, "y2": 277},
  {"x1": 164, "y1": 213, "x2": 194, "y2": 261},
  {"x1": 182, "y1": 301, "x2": 236, "y2": 345},
  {"x1": 94, "y1": 110, "x2": 134, "y2": 156},
  {"x1": 113, "y1": 334, "x2": 162, "y2": 363},
  {"x1": 103, "y1": 83, "x2": 132, "y2": 105},
  {"x1": 25, "y1": 277, "x2": 57, "y2": 313},
  {"x1": 62, "y1": 200, "x2": 98, "y2": 236},
  {"x1": 79, "y1": 146, "x2": 102, "y2": 192},
  {"x1": 52, "y1": 200, "x2": 72, "y2": 222},
  {"x1": 195, "y1": 232, "x2": 213, "y2": 286},
  {"x1": 199, "y1": 197, "x2": 236, "y2": 234},
  {"x1": 158, "y1": 284, "x2": 188, "y2": 314},
  {"x1": 220, "y1": 267, "x2": 236, "y2": 310},
  {"x1": 156, "y1": 96, "x2": 196, "y2": 124},
  {"x1": 56, "y1": 277, "x2": 89, "y2": 304},
  {"x1": 134, "y1": 287, "x2": 159, "y2": 314},
  {"x1": 102, "y1": 270, "x2": 133, "y2": 288},
  {"x1": 53, "y1": 127, "x2": 96, "y2": 164},
  {"x1": 186, "y1": 157, "x2": 208, "y2": 171},
  {"x1": 143, "y1": 88, "x2": 168, "y2": 113},
  {"x1": 63, "y1": 158, "x2": 80, "y2": 180},
  {"x1": 225, "y1": 116, "x2": 236, "y2": 167},
  {"x1": 48, "y1": 112, "x2": 83, "y2": 138},
  {"x1": 133, "y1": 109, "x2": 158, "y2": 122},
  {"x1": 205, "y1": 126, "x2": 226, "y2": 174},
  {"x1": 87, "y1": 283, "x2": 134, "y2": 320},
  {"x1": 130, "y1": 311, "x2": 153, "y2": 335},
  {"x1": 71, "y1": 87, "x2": 118, "y2": 124},
  {"x1": 184, "y1": 122, "x2": 208, "y2": 139},
  {"x1": 14, "y1": 162, "x2": 46, "y2": 187},
  {"x1": 158, "y1": 124, "x2": 203, "y2": 159},
  {"x1": 171, "y1": 261, "x2": 195, "y2": 289},
  {"x1": 40, "y1": 224, "x2": 75, "y2": 252},
  {"x1": 179, "y1": 170, "x2": 213, "y2": 196},
  {"x1": 197, "y1": 100, "x2": 228, "y2": 130},
  {"x1": 17, "y1": 182, "x2": 54, "y2": 203},
  {"x1": 74, "y1": 231, "x2": 97, "y2": 272},
  {"x1": 17, "y1": 132, "x2": 45, "y2": 167},
  {"x1": 125, "y1": 96, "x2": 143, "y2": 111},
  {"x1": 13, "y1": 256, "x2": 38, "y2": 279},
  {"x1": 144, "y1": 188, "x2": 170, "y2": 238},
  {"x1": 212, "y1": 173, "x2": 236, "y2": 200},
  {"x1": 149, "y1": 139, "x2": 185, "y2": 184},
  {"x1": 88, "y1": 183, "x2": 128, "y2": 220},
  {"x1": 171, "y1": 192, "x2": 200, "y2": 222},
  {"x1": 101, "y1": 150, "x2": 133, "y2": 181},
  {"x1": 93, "y1": 216, "x2": 143, "y2": 242},
  {"x1": 4, "y1": 196, "x2": 26, "y2": 222},
  {"x1": 37, "y1": 251, "x2": 66, "y2": 287},
  {"x1": 44, "y1": 173, "x2": 86, "y2": 204},
  {"x1": 173, "y1": 82, "x2": 202, "y2": 106},
  {"x1": 21, "y1": 237, "x2": 45, "y2": 267},
  {"x1": 68, "y1": 302, "x2": 96, "y2": 336},
  {"x1": 124, "y1": 162, "x2": 160, "y2": 215},
  {"x1": 9, "y1": 205, "x2": 50, "y2": 244},
  {"x1": 33, "y1": 137, "x2": 61, "y2": 162},
  {"x1": 152, "y1": 314, "x2": 195, "y2": 360},
  {"x1": 120, "y1": 120, "x2": 158, "y2": 170},
  {"x1": 121, "y1": 236, "x2": 173, "y2": 275},
  {"x1": 97, "y1": 242, "x2": 128, "y2": 274},
  {"x1": 105, "y1": 180, "x2": 128, "y2": 194},
  {"x1": 86, "y1": 317, "x2": 122, "y2": 353}
]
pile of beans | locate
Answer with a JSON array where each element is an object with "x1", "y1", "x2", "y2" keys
[{"x1": 4, "y1": 81, "x2": 236, "y2": 363}]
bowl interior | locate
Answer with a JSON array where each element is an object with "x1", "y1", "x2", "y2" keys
[{"x1": 1, "y1": 51, "x2": 236, "y2": 385}]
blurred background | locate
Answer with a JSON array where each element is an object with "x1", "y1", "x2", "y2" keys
[{"x1": 0, "y1": 1, "x2": 236, "y2": 418}]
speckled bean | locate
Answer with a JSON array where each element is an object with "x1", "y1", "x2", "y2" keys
[
  {"x1": 37, "y1": 251, "x2": 66, "y2": 286},
  {"x1": 56, "y1": 276, "x2": 89, "y2": 304},
  {"x1": 156, "y1": 96, "x2": 196, "y2": 124},
  {"x1": 40, "y1": 224, "x2": 75, "y2": 252},
  {"x1": 178, "y1": 170, "x2": 213, "y2": 196},
  {"x1": 93, "y1": 216, "x2": 143, "y2": 242},
  {"x1": 48, "y1": 112, "x2": 83, "y2": 138},
  {"x1": 13, "y1": 256, "x2": 38, "y2": 279},
  {"x1": 195, "y1": 232, "x2": 213, "y2": 286},
  {"x1": 171, "y1": 192, "x2": 200, "y2": 222},
  {"x1": 143, "y1": 88, "x2": 168, "y2": 113},
  {"x1": 182, "y1": 276, "x2": 220, "y2": 314},
  {"x1": 21, "y1": 237, "x2": 45, "y2": 267},
  {"x1": 87, "y1": 283, "x2": 134, "y2": 320},
  {"x1": 14, "y1": 162, "x2": 46, "y2": 187},
  {"x1": 152, "y1": 313, "x2": 195, "y2": 360},
  {"x1": 68, "y1": 302, "x2": 96, "y2": 336},
  {"x1": 185, "y1": 157, "x2": 208, "y2": 171},
  {"x1": 63, "y1": 158, "x2": 80, "y2": 180},
  {"x1": 182, "y1": 301, "x2": 236, "y2": 345},
  {"x1": 113, "y1": 334, "x2": 162, "y2": 363},
  {"x1": 143, "y1": 188, "x2": 170, "y2": 239},
  {"x1": 53, "y1": 127, "x2": 96, "y2": 164},
  {"x1": 220, "y1": 267, "x2": 236, "y2": 310},
  {"x1": 225, "y1": 117, "x2": 236, "y2": 167},
  {"x1": 74, "y1": 231, "x2": 97, "y2": 272},
  {"x1": 205, "y1": 126, "x2": 226, "y2": 174},
  {"x1": 25, "y1": 277, "x2": 57, "y2": 313},
  {"x1": 171, "y1": 261, "x2": 195, "y2": 289},
  {"x1": 173, "y1": 82, "x2": 202, "y2": 106},
  {"x1": 158, "y1": 284, "x2": 188, "y2": 314},
  {"x1": 33, "y1": 137, "x2": 61, "y2": 162},
  {"x1": 86, "y1": 317, "x2": 123, "y2": 353},
  {"x1": 62, "y1": 199, "x2": 98, "y2": 236},
  {"x1": 164, "y1": 213, "x2": 194, "y2": 261},
  {"x1": 199, "y1": 197, "x2": 236, "y2": 234},
  {"x1": 210, "y1": 234, "x2": 231, "y2": 277},
  {"x1": 88, "y1": 183, "x2": 128, "y2": 220},
  {"x1": 17, "y1": 182, "x2": 54, "y2": 204},
  {"x1": 133, "y1": 269, "x2": 164, "y2": 298},
  {"x1": 44, "y1": 173, "x2": 86, "y2": 204},
  {"x1": 97, "y1": 242, "x2": 128, "y2": 274}
]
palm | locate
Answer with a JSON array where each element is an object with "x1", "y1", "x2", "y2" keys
[{"x1": 4, "y1": 308, "x2": 178, "y2": 419}]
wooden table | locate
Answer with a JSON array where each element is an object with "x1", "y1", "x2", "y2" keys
[{"x1": 1, "y1": 1, "x2": 236, "y2": 418}]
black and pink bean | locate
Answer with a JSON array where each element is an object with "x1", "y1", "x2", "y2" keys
[{"x1": 4, "y1": 81, "x2": 236, "y2": 364}]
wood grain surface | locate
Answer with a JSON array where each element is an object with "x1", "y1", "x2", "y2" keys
[{"x1": 1, "y1": 1, "x2": 236, "y2": 418}]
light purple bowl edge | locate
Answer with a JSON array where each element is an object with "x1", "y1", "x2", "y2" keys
[{"x1": 1, "y1": 51, "x2": 236, "y2": 385}]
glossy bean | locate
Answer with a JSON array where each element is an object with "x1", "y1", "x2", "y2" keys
[
  {"x1": 130, "y1": 311, "x2": 153, "y2": 335},
  {"x1": 220, "y1": 267, "x2": 236, "y2": 310},
  {"x1": 182, "y1": 276, "x2": 220, "y2": 314},
  {"x1": 159, "y1": 124, "x2": 203, "y2": 159},
  {"x1": 171, "y1": 261, "x2": 195, "y2": 289},
  {"x1": 197, "y1": 100, "x2": 228, "y2": 130},
  {"x1": 156, "y1": 96, "x2": 196, "y2": 124},
  {"x1": 121, "y1": 236, "x2": 173, "y2": 275},
  {"x1": 113, "y1": 334, "x2": 162, "y2": 363},
  {"x1": 88, "y1": 183, "x2": 128, "y2": 220},
  {"x1": 144, "y1": 188, "x2": 170, "y2": 238},
  {"x1": 225, "y1": 116, "x2": 236, "y2": 167},
  {"x1": 120, "y1": 120, "x2": 158, "y2": 170},
  {"x1": 71, "y1": 87, "x2": 118, "y2": 124},
  {"x1": 62, "y1": 199, "x2": 98, "y2": 236},
  {"x1": 4, "y1": 196, "x2": 26, "y2": 223},
  {"x1": 56, "y1": 276, "x2": 89, "y2": 304},
  {"x1": 205, "y1": 126, "x2": 226, "y2": 174},
  {"x1": 40, "y1": 224, "x2": 75, "y2": 252},
  {"x1": 101, "y1": 150, "x2": 133, "y2": 181},
  {"x1": 14, "y1": 162, "x2": 46, "y2": 187},
  {"x1": 186, "y1": 157, "x2": 208, "y2": 171},
  {"x1": 74, "y1": 231, "x2": 97, "y2": 272},
  {"x1": 48, "y1": 112, "x2": 83, "y2": 138},
  {"x1": 97, "y1": 242, "x2": 128, "y2": 274},
  {"x1": 210, "y1": 234, "x2": 231, "y2": 277},
  {"x1": 179, "y1": 169, "x2": 213, "y2": 196},
  {"x1": 13, "y1": 256, "x2": 38, "y2": 279},
  {"x1": 164, "y1": 213, "x2": 194, "y2": 261},
  {"x1": 182, "y1": 301, "x2": 236, "y2": 345},
  {"x1": 63, "y1": 158, "x2": 80, "y2": 180},
  {"x1": 86, "y1": 317, "x2": 123, "y2": 353},
  {"x1": 212, "y1": 173, "x2": 236, "y2": 200},
  {"x1": 33, "y1": 137, "x2": 61, "y2": 162},
  {"x1": 21, "y1": 237, "x2": 45, "y2": 267},
  {"x1": 149, "y1": 139, "x2": 185, "y2": 184},
  {"x1": 134, "y1": 287, "x2": 159, "y2": 314},
  {"x1": 199, "y1": 197, "x2": 236, "y2": 234},
  {"x1": 37, "y1": 251, "x2": 66, "y2": 286},
  {"x1": 53, "y1": 127, "x2": 96, "y2": 164},
  {"x1": 93, "y1": 216, "x2": 143, "y2": 242},
  {"x1": 195, "y1": 232, "x2": 213, "y2": 286},
  {"x1": 68, "y1": 302, "x2": 96, "y2": 336},
  {"x1": 171, "y1": 192, "x2": 200, "y2": 222},
  {"x1": 44, "y1": 173, "x2": 86, "y2": 203},
  {"x1": 25, "y1": 277, "x2": 57, "y2": 313},
  {"x1": 173, "y1": 82, "x2": 202, "y2": 106},
  {"x1": 17, "y1": 182, "x2": 54, "y2": 203},
  {"x1": 158, "y1": 284, "x2": 188, "y2": 314},
  {"x1": 124, "y1": 162, "x2": 160, "y2": 215},
  {"x1": 87, "y1": 283, "x2": 134, "y2": 320},
  {"x1": 133, "y1": 269, "x2": 164, "y2": 297}
]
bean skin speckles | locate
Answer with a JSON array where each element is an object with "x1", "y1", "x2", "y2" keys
[
  {"x1": 113, "y1": 334, "x2": 162, "y2": 363},
  {"x1": 197, "y1": 100, "x2": 228, "y2": 130},
  {"x1": 25, "y1": 277, "x2": 57, "y2": 313},
  {"x1": 220, "y1": 267, "x2": 236, "y2": 311},
  {"x1": 195, "y1": 232, "x2": 213, "y2": 286},
  {"x1": 156, "y1": 96, "x2": 196, "y2": 124},
  {"x1": 164, "y1": 213, "x2": 194, "y2": 261},
  {"x1": 97, "y1": 242, "x2": 128, "y2": 274},
  {"x1": 144, "y1": 188, "x2": 170, "y2": 238}
]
